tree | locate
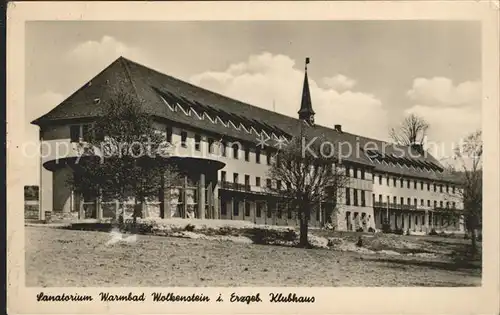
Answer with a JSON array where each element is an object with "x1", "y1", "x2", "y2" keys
[
  {"x1": 451, "y1": 130, "x2": 483, "y2": 254},
  {"x1": 72, "y1": 88, "x2": 180, "y2": 226},
  {"x1": 266, "y1": 126, "x2": 348, "y2": 247},
  {"x1": 390, "y1": 113, "x2": 429, "y2": 147}
]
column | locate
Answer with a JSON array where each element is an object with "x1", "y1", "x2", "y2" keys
[
  {"x1": 77, "y1": 193, "x2": 85, "y2": 220},
  {"x1": 425, "y1": 210, "x2": 429, "y2": 232},
  {"x1": 198, "y1": 173, "x2": 206, "y2": 219},
  {"x1": 213, "y1": 182, "x2": 220, "y2": 219},
  {"x1": 207, "y1": 180, "x2": 213, "y2": 219},
  {"x1": 264, "y1": 201, "x2": 268, "y2": 225},
  {"x1": 183, "y1": 175, "x2": 188, "y2": 218},
  {"x1": 229, "y1": 197, "x2": 234, "y2": 220},
  {"x1": 96, "y1": 195, "x2": 103, "y2": 220}
]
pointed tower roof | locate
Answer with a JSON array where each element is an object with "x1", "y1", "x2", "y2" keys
[{"x1": 298, "y1": 58, "x2": 315, "y2": 122}]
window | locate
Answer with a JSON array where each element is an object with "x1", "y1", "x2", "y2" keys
[
  {"x1": 233, "y1": 173, "x2": 239, "y2": 184},
  {"x1": 233, "y1": 201, "x2": 239, "y2": 216},
  {"x1": 386, "y1": 176, "x2": 390, "y2": 186},
  {"x1": 221, "y1": 171, "x2": 226, "y2": 182},
  {"x1": 400, "y1": 197, "x2": 404, "y2": 205},
  {"x1": 414, "y1": 198, "x2": 417, "y2": 206},
  {"x1": 70, "y1": 125, "x2": 80, "y2": 142},
  {"x1": 393, "y1": 196, "x2": 397, "y2": 204},
  {"x1": 181, "y1": 131, "x2": 188, "y2": 148},
  {"x1": 267, "y1": 203, "x2": 272, "y2": 218},
  {"x1": 245, "y1": 175, "x2": 250, "y2": 188},
  {"x1": 277, "y1": 180, "x2": 282, "y2": 190},
  {"x1": 244, "y1": 147, "x2": 250, "y2": 161},
  {"x1": 346, "y1": 166, "x2": 351, "y2": 177},
  {"x1": 166, "y1": 126, "x2": 173, "y2": 143},
  {"x1": 221, "y1": 202, "x2": 227, "y2": 215},
  {"x1": 379, "y1": 175, "x2": 382, "y2": 185},
  {"x1": 256, "y1": 203, "x2": 262, "y2": 217},
  {"x1": 361, "y1": 169, "x2": 365, "y2": 180},
  {"x1": 434, "y1": 201, "x2": 437, "y2": 208},
  {"x1": 427, "y1": 183, "x2": 430, "y2": 191},
  {"x1": 353, "y1": 168, "x2": 358, "y2": 178},
  {"x1": 245, "y1": 202, "x2": 250, "y2": 216},
  {"x1": 256, "y1": 177, "x2": 261, "y2": 187},
  {"x1": 420, "y1": 199, "x2": 424, "y2": 206},
  {"x1": 446, "y1": 201, "x2": 450, "y2": 208},
  {"x1": 266, "y1": 151, "x2": 271, "y2": 165},
  {"x1": 372, "y1": 175, "x2": 376, "y2": 183},
  {"x1": 427, "y1": 200, "x2": 430, "y2": 207},
  {"x1": 440, "y1": 201, "x2": 443, "y2": 208},
  {"x1": 232, "y1": 143, "x2": 239, "y2": 159},
  {"x1": 221, "y1": 141, "x2": 227, "y2": 157},
  {"x1": 346, "y1": 188, "x2": 351, "y2": 205},
  {"x1": 353, "y1": 190, "x2": 358, "y2": 206},
  {"x1": 361, "y1": 191, "x2": 366, "y2": 207},
  {"x1": 440, "y1": 185, "x2": 443, "y2": 193},
  {"x1": 81, "y1": 124, "x2": 91, "y2": 142},
  {"x1": 407, "y1": 180, "x2": 410, "y2": 189},
  {"x1": 400, "y1": 179, "x2": 404, "y2": 188},
  {"x1": 194, "y1": 134, "x2": 201, "y2": 151},
  {"x1": 407, "y1": 198, "x2": 411, "y2": 205},
  {"x1": 433, "y1": 183, "x2": 436, "y2": 192},
  {"x1": 414, "y1": 181, "x2": 417, "y2": 189},
  {"x1": 207, "y1": 138, "x2": 214, "y2": 153},
  {"x1": 452, "y1": 202, "x2": 456, "y2": 209},
  {"x1": 256, "y1": 148, "x2": 261, "y2": 164},
  {"x1": 378, "y1": 194, "x2": 382, "y2": 202},
  {"x1": 277, "y1": 203, "x2": 282, "y2": 219},
  {"x1": 372, "y1": 193, "x2": 375, "y2": 205},
  {"x1": 452, "y1": 186, "x2": 456, "y2": 194},
  {"x1": 393, "y1": 178, "x2": 397, "y2": 187},
  {"x1": 266, "y1": 179, "x2": 272, "y2": 188},
  {"x1": 420, "y1": 181, "x2": 424, "y2": 190},
  {"x1": 446, "y1": 185, "x2": 449, "y2": 193},
  {"x1": 415, "y1": 216, "x2": 419, "y2": 225}
]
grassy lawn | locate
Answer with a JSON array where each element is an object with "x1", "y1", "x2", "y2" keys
[{"x1": 25, "y1": 226, "x2": 481, "y2": 287}]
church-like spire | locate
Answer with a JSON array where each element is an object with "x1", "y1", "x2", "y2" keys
[{"x1": 298, "y1": 57, "x2": 315, "y2": 125}]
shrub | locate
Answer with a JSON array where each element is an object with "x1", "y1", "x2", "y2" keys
[
  {"x1": 368, "y1": 227, "x2": 375, "y2": 233},
  {"x1": 356, "y1": 227, "x2": 364, "y2": 232},
  {"x1": 356, "y1": 236, "x2": 363, "y2": 247},
  {"x1": 428, "y1": 228, "x2": 438, "y2": 236},
  {"x1": 381, "y1": 219, "x2": 391, "y2": 233},
  {"x1": 184, "y1": 224, "x2": 195, "y2": 232}
]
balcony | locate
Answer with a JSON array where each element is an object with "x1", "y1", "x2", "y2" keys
[
  {"x1": 219, "y1": 181, "x2": 251, "y2": 192},
  {"x1": 373, "y1": 201, "x2": 417, "y2": 211}
]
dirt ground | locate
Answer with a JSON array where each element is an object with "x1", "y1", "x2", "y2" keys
[{"x1": 25, "y1": 226, "x2": 481, "y2": 287}]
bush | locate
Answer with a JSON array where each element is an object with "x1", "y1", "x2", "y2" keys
[
  {"x1": 356, "y1": 236, "x2": 363, "y2": 247},
  {"x1": 381, "y1": 219, "x2": 391, "y2": 233},
  {"x1": 368, "y1": 227, "x2": 375, "y2": 233},
  {"x1": 356, "y1": 227, "x2": 364, "y2": 232},
  {"x1": 184, "y1": 224, "x2": 195, "y2": 232},
  {"x1": 428, "y1": 228, "x2": 438, "y2": 236}
]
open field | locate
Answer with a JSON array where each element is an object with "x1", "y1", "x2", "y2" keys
[{"x1": 25, "y1": 226, "x2": 481, "y2": 287}]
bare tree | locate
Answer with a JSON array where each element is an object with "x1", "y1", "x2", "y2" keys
[
  {"x1": 452, "y1": 130, "x2": 483, "y2": 254},
  {"x1": 390, "y1": 113, "x2": 429, "y2": 147},
  {"x1": 71, "y1": 88, "x2": 180, "y2": 226},
  {"x1": 266, "y1": 126, "x2": 348, "y2": 247}
]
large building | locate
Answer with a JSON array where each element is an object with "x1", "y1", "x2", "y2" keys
[{"x1": 32, "y1": 56, "x2": 464, "y2": 233}]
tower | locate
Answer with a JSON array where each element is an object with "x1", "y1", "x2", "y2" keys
[{"x1": 298, "y1": 57, "x2": 315, "y2": 125}]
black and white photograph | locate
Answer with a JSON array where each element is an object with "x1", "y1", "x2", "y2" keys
[{"x1": 7, "y1": 1, "x2": 500, "y2": 314}]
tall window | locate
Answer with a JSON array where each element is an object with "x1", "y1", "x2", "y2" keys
[
  {"x1": 70, "y1": 124, "x2": 92, "y2": 142},
  {"x1": 387, "y1": 176, "x2": 390, "y2": 186},
  {"x1": 452, "y1": 186, "x2": 456, "y2": 194},
  {"x1": 245, "y1": 175, "x2": 250, "y2": 188},
  {"x1": 427, "y1": 182, "x2": 430, "y2": 191},
  {"x1": 452, "y1": 202, "x2": 456, "y2": 209},
  {"x1": 420, "y1": 181, "x2": 424, "y2": 190},
  {"x1": 277, "y1": 180, "x2": 282, "y2": 190},
  {"x1": 440, "y1": 201, "x2": 443, "y2": 208},
  {"x1": 266, "y1": 151, "x2": 271, "y2": 165},
  {"x1": 353, "y1": 168, "x2": 358, "y2": 178},
  {"x1": 233, "y1": 201, "x2": 239, "y2": 216},
  {"x1": 379, "y1": 175, "x2": 382, "y2": 185},
  {"x1": 221, "y1": 141, "x2": 227, "y2": 157},
  {"x1": 353, "y1": 190, "x2": 358, "y2": 206},
  {"x1": 166, "y1": 126, "x2": 173, "y2": 143},
  {"x1": 361, "y1": 169, "x2": 365, "y2": 180},
  {"x1": 393, "y1": 178, "x2": 397, "y2": 187},
  {"x1": 420, "y1": 199, "x2": 424, "y2": 206},
  {"x1": 346, "y1": 188, "x2": 351, "y2": 205},
  {"x1": 244, "y1": 147, "x2": 250, "y2": 161},
  {"x1": 267, "y1": 203, "x2": 272, "y2": 218},
  {"x1": 233, "y1": 173, "x2": 239, "y2": 184},
  {"x1": 194, "y1": 134, "x2": 201, "y2": 151},
  {"x1": 232, "y1": 143, "x2": 239, "y2": 159},
  {"x1": 414, "y1": 180, "x2": 417, "y2": 189},
  {"x1": 255, "y1": 177, "x2": 261, "y2": 187},
  {"x1": 400, "y1": 197, "x2": 404, "y2": 205},
  {"x1": 427, "y1": 200, "x2": 431, "y2": 207},
  {"x1": 378, "y1": 194, "x2": 382, "y2": 202},
  {"x1": 221, "y1": 202, "x2": 227, "y2": 215},
  {"x1": 434, "y1": 200, "x2": 437, "y2": 208},
  {"x1": 414, "y1": 198, "x2": 417, "y2": 206},
  {"x1": 407, "y1": 197, "x2": 411, "y2": 205},
  {"x1": 433, "y1": 184, "x2": 437, "y2": 192},
  {"x1": 256, "y1": 148, "x2": 261, "y2": 164},
  {"x1": 393, "y1": 196, "x2": 397, "y2": 204},
  {"x1": 256, "y1": 203, "x2": 262, "y2": 217},
  {"x1": 439, "y1": 185, "x2": 443, "y2": 193},
  {"x1": 400, "y1": 178, "x2": 404, "y2": 188},
  {"x1": 208, "y1": 138, "x2": 214, "y2": 153},
  {"x1": 346, "y1": 167, "x2": 351, "y2": 177},
  {"x1": 221, "y1": 171, "x2": 226, "y2": 183},
  {"x1": 266, "y1": 179, "x2": 272, "y2": 188},
  {"x1": 407, "y1": 180, "x2": 410, "y2": 189},
  {"x1": 446, "y1": 185, "x2": 449, "y2": 193},
  {"x1": 245, "y1": 201, "x2": 250, "y2": 216},
  {"x1": 181, "y1": 131, "x2": 187, "y2": 148},
  {"x1": 70, "y1": 125, "x2": 80, "y2": 142},
  {"x1": 361, "y1": 191, "x2": 366, "y2": 207}
]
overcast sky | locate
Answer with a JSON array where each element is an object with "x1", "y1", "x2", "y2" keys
[{"x1": 24, "y1": 21, "x2": 481, "y2": 185}]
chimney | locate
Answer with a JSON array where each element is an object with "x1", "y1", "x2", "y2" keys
[{"x1": 334, "y1": 124, "x2": 342, "y2": 132}]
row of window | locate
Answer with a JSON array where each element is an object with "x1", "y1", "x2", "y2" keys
[
  {"x1": 172, "y1": 127, "x2": 273, "y2": 165},
  {"x1": 345, "y1": 166, "x2": 367, "y2": 180},
  {"x1": 373, "y1": 174, "x2": 456, "y2": 194},
  {"x1": 220, "y1": 200, "x2": 321, "y2": 221},
  {"x1": 345, "y1": 188, "x2": 368, "y2": 207},
  {"x1": 374, "y1": 194, "x2": 456, "y2": 209},
  {"x1": 220, "y1": 171, "x2": 280, "y2": 189}
]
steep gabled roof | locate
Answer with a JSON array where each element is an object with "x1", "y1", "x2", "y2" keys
[{"x1": 32, "y1": 56, "x2": 458, "y2": 183}]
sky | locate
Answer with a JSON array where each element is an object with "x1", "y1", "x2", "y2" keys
[{"x1": 24, "y1": 21, "x2": 482, "y2": 185}]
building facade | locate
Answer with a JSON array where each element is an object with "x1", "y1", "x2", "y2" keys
[{"x1": 33, "y1": 56, "x2": 464, "y2": 233}]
